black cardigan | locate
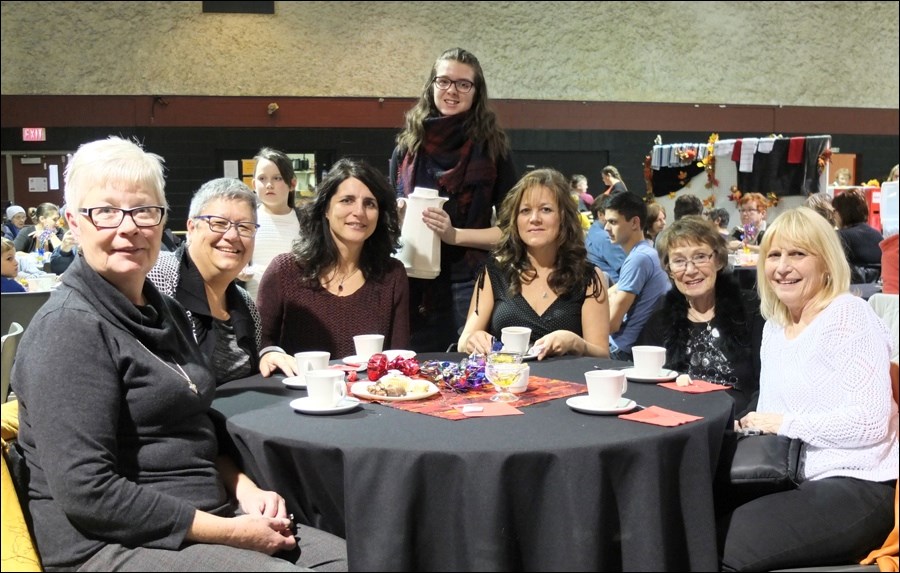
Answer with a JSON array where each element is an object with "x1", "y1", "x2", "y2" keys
[{"x1": 636, "y1": 271, "x2": 764, "y2": 417}]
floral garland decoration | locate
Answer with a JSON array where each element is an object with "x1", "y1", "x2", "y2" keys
[
  {"x1": 817, "y1": 148, "x2": 832, "y2": 173},
  {"x1": 643, "y1": 155, "x2": 654, "y2": 203},
  {"x1": 702, "y1": 194, "x2": 717, "y2": 209},
  {"x1": 728, "y1": 185, "x2": 742, "y2": 203},
  {"x1": 698, "y1": 133, "x2": 719, "y2": 189},
  {"x1": 766, "y1": 192, "x2": 781, "y2": 208}
]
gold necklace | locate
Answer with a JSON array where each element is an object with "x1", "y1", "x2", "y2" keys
[{"x1": 136, "y1": 339, "x2": 198, "y2": 395}]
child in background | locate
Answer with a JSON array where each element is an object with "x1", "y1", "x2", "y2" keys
[{"x1": 1, "y1": 237, "x2": 26, "y2": 292}]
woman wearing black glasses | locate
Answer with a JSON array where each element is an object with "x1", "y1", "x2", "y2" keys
[
  {"x1": 389, "y1": 47, "x2": 518, "y2": 352},
  {"x1": 13, "y1": 137, "x2": 347, "y2": 571},
  {"x1": 636, "y1": 215, "x2": 764, "y2": 417},
  {"x1": 148, "y1": 177, "x2": 296, "y2": 383}
]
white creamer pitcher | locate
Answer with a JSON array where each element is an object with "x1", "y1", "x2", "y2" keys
[{"x1": 396, "y1": 187, "x2": 448, "y2": 279}]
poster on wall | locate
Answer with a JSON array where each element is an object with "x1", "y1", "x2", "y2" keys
[{"x1": 28, "y1": 177, "x2": 48, "y2": 192}]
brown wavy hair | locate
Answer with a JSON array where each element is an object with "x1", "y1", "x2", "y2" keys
[{"x1": 494, "y1": 168, "x2": 604, "y2": 301}]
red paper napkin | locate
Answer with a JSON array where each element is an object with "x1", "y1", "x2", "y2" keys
[
  {"x1": 657, "y1": 379, "x2": 730, "y2": 393},
  {"x1": 618, "y1": 405, "x2": 702, "y2": 426},
  {"x1": 459, "y1": 402, "x2": 523, "y2": 417}
]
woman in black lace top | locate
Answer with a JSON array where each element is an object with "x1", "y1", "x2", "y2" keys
[
  {"x1": 637, "y1": 216, "x2": 764, "y2": 416},
  {"x1": 458, "y1": 168, "x2": 609, "y2": 359}
]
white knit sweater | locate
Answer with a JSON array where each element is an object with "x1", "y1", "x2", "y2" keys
[
  {"x1": 245, "y1": 207, "x2": 300, "y2": 302},
  {"x1": 759, "y1": 293, "x2": 899, "y2": 482}
]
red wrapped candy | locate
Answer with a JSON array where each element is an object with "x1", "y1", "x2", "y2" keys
[{"x1": 367, "y1": 353, "x2": 389, "y2": 381}]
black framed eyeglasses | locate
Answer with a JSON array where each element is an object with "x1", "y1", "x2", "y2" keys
[
  {"x1": 433, "y1": 76, "x2": 474, "y2": 93},
  {"x1": 194, "y1": 215, "x2": 260, "y2": 238},
  {"x1": 79, "y1": 206, "x2": 166, "y2": 229}
]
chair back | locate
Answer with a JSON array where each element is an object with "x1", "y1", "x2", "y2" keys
[
  {"x1": 1, "y1": 323, "x2": 25, "y2": 403},
  {"x1": 0, "y1": 291, "x2": 51, "y2": 335}
]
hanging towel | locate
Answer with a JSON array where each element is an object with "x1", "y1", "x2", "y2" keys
[
  {"x1": 731, "y1": 139, "x2": 743, "y2": 163},
  {"x1": 714, "y1": 139, "x2": 736, "y2": 157},
  {"x1": 757, "y1": 138, "x2": 776, "y2": 154},
  {"x1": 788, "y1": 137, "x2": 806, "y2": 164},
  {"x1": 740, "y1": 138, "x2": 759, "y2": 172}
]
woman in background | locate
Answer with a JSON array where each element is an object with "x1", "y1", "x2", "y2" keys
[
  {"x1": 804, "y1": 192, "x2": 837, "y2": 228},
  {"x1": 458, "y1": 168, "x2": 609, "y2": 359},
  {"x1": 390, "y1": 47, "x2": 518, "y2": 352},
  {"x1": 832, "y1": 189, "x2": 883, "y2": 283},
  {"x1": 258, "y1": 158, "x2": 408, "y2": 362},
  {"x1": 245, "y1": 147, "x2": 301, "y2": 301},
  {"x1": 644, "y1": 202, "x2": 667, "y2": 244},
  {"x1": 601, "y1": 165, "x2": 627, "y2": 195},
  {"x1": 718, "y1": 207, "x2": 896, "y2": 571},
  {"x1": 14, "y1": 202, "x2": 62, "y2": 254}
]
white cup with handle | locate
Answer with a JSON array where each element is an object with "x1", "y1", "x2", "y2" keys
[
  {"x1": 353, "y1": 334, "x2": 385, "y2": 361},
  {"x1": 294, "y1": 351, "x2": 331, "y2": 383},
  {"x1": 305, "y1": 369, "x2": 347, "y2": 408},
  {"x1": 584, "y1": 370, "x2": 628, "y2": 409},
  {"x1": 631, "y1": 345, "x2": 667, "y2": 378},
  {"x1": 501, "y1": 326, "x2": 532, "y2": 354}
]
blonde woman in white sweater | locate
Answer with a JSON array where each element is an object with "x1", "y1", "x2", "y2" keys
[
  {"x1": 719, "y1": 207, "x2": 897, "y2": 572},
  {"x1": 244, "y1": 147, "x2": 301, "y2": 302}
]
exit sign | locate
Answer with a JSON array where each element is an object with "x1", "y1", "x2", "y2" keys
[{"x1": 23, "y1": 127, "x2": 46, "y2": 141}]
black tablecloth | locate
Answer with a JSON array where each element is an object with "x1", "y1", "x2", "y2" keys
[{"x1": 212, "y1": 355, "x2": 734, "y2": 572}]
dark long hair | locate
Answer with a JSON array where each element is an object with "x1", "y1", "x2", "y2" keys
[
  {"x1": 254, "y1": 147, "x2": 296, "y2": 208},
  {"x1": 494, "y1": 168, "x2": 603, "y2": 301},
  {"x1": 292, "y1": 158, "x2": 400, "y2": 284},
  {"x1": 395, "y1": 48, "x2": 509, "y2": 161}
]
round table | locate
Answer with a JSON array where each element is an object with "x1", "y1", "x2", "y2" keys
[{"x1": 212, "y1": 354, "x2": 735, "y2": 572}]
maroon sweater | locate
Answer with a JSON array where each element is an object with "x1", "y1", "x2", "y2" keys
[{"x1": 258, "y1": 253, "x2": 410, "y2": 358}]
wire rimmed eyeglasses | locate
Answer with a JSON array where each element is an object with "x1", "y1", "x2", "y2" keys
[
  {"x1": 433, "y1": 76, "x2": 474, "y2": 93},
  {"x1": 194, "y1": 215, "x2": 260, "y2": 238},
  {"x1": 79, "y1": 205, "x2": 166, "y2": 229},
  {"x1": 668, "y1": 252, "x2": 714, "y2": 272}
]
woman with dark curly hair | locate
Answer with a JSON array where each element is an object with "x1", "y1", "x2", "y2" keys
[
  {"x1": 637, "y1": 216, "x2": 764, "y2": 416},
  {"x1": 458, "y1": 168, "x2": 609, "y2": 359},
  {"x1": 390, "y1": 47, "x2": 518, "y2": 352},
  {"x1": 257, "y1": 158, "x2": 409, "y2": 363}
]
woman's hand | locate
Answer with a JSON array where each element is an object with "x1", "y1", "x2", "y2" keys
[
  {"x1": 533, "y1": 331, "x2": 582, "y2": 359},
  {"x1": 235, "y1": 482, "x2": 288, "y2": 519},
  {"x1": 422, "y1": 207, "x2": 458, "y2": 245},
  {"x1": 260, "y1": 352, "x2": 298, "y2": 377},
  {"x1": 462, "y1": 330, "x2": 494, "y2": 355},
  {"x1": 228, "y1": 514, "x2": 296, "y2": 554},
  {"x1": 737, "y1": 412, "x2": 784, "y2": 434}
]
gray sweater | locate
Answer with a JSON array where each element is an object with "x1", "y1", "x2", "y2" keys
[{"x1": 14, "y1": 255, "x2": 228, "y2": 569}]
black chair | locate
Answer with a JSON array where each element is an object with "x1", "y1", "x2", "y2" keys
[{"x1": 1, "y1": 291, "x2": 52, "y2": 334}]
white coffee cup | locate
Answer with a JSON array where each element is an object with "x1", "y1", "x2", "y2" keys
[
  {"x1": 501, "y1": 326, "x2": 532, "y2": 354},
  {"x1": 509, "y1": 365, "x2": 530, "y2": 394},
  {"x1": 584, "y1": 370, "x2": 628, "y2": 409},
  {"x1": 294, "y1": 351, "x2": 331, "y2": 382},
  {"x1": 631, "y1": 345, "x2": 667, "y2": 378},
  {"x1": 353, "y1": 334, "x2": 385, "y2": 361},
  {"x1": 305, "y1": 369, "x2": 347, "y2": 408}
]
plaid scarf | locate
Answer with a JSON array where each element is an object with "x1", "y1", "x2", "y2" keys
[{"x1": 396, "y1": 113, "x2": 497, "y2": 229}]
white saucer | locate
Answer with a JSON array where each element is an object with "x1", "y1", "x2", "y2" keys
[
  {"x1": 289, "y1": 397, "x2": 360, "y2": 415},
  {"x1": 282, "y1": 375, "x2": 307, "y2": 389},
  {"x1": 566, "y1": 396, "x2": 637, "y2": 415},
  {"x1": 383, "y1": 349, "x2": 417, "y2": 361},
  {"x1": 522, "y1": 345, "x2": 543, "y2": 361},
  {"x1": 340, "y1": 356, "x2": 368, "y2": 371},
  {"x1": 622, "y1": 368, "x2": 679, "y2": 383}
]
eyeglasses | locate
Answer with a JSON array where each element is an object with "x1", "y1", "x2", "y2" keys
[
  {"x1": 668, "y1": 252, "x2": 714, "y2": 272},
  {"x1": 740, "y1": 208, "x2": 760, "y2": 214},
  {"x1": 433, "y1": 76, "x2": 474, "y2": 93},
  {"x1": 79, "y1": 205, "x2": 166, "y2": 229},
  {"x1": 194, "y1": 215, "x2": 260, "y2": 238}
]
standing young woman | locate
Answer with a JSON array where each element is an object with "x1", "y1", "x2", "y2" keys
[
  {"x1": 245, "y1": 147, "x2": 301, "y2": 302},
  {"x1": 390, "y1": 47, "x2": 518, "y2": 352},
  {"x1": 600, "y1": 165, "x2": 627, "y2": 196}
]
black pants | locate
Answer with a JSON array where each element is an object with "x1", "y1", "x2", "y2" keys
[{"x1": 718, "y1": 476, "x2": 895, "y2": 572}]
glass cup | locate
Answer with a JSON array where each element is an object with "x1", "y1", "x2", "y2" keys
[{"x1": 485, "y1": 350, "x2": 526, "y2": 402}]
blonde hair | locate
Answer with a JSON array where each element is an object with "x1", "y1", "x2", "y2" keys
[
  {"x1": 1, "y1": 237, "x2": 14, "y2": 255},
  {"x1": 757, "y1": 207, "x2": 850, "y2": 326}
]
